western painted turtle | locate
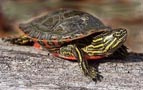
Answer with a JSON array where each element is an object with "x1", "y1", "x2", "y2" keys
[{"x1": 6, "y1": 9, "x2": 128, "y2": 81}]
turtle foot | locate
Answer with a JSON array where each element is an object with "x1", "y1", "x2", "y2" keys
[{"x1": 84, "y1": 66, "x2": 103, "y2": 82}]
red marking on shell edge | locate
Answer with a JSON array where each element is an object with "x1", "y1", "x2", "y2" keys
[
  {"x1": 43, "y1": 39, "x2": 51, "y2": 48},
  {"x1": 34, "y1": 42, "x2": 41, "y2": 49},
  {"x1": 85, "y1": 55, "x2": 104, "y2": 60},
  {"x1": 52, "y1": 53, "x2": 104, "y2": 61},
  {"x1": 52, "y1": 40, "x2": 60, "y2": 47},
  {"x1": 52, "y1": 53, "x2": 76, "y2": 60}
]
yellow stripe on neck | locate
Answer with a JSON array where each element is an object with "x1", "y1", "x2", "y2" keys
[
  {"x1": 104, "y1": 38, "x2": 117, "y2": 52},
  {"x1": 75, "y1": 47, "x2": 83, "y2": 60},
  {"x1": 93, "y1": 38, "x2": 102, "y2": 42}
]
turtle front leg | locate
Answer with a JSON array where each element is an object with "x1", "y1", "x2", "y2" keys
[
  {"x1": 71, "y1": 45, "x2": 100, "y2": 81},
  {"x1": 58, "y1": 44, "x2": 101, "y2": 81}
]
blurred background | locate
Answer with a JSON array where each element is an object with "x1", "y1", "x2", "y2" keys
[{"x1": 0, "y1": 0, "x2": 143, "y2": 53}]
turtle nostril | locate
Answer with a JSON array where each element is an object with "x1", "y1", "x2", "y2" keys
[
  {"x1": 119, "y1": 28, "x2": 127, "y2": 34},
  {"x1": 114, "y1": 32, "x2": 120, "y2": 37}
]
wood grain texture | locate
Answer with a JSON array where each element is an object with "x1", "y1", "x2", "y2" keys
[{"x1": 0, "y1": 39, "x2": 143, "y2": 90}]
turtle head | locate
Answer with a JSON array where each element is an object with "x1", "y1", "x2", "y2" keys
[
  {"x1": 86, "y1": 28, "x2": 127, "y2": 56},
  {"x1": 104, "y1": 28, "x2": 127, "y2": 44},
  {"x1": 102, "y1": 28, "x2": 127, "y2": 55},
  {"x1": 112, "y1": 28, "x2": 127, "y2": 41}
]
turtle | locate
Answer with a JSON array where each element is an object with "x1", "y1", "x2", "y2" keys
[{"x1": 5, "y1": 9, "x2": 128, "y2": 81}]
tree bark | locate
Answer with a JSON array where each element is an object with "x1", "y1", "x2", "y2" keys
[{"x1": 0, "y1": 39, "x2": 143, "y2": 90}]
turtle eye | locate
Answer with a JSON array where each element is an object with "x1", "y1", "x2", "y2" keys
[{"x1": 114, "y1": 32, "x2": 121, "y2": 37}]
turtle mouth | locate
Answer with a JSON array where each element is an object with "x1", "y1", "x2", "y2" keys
[
  {"x1": 118, "y1": 29, "x2": 127, "y2": 42},
  {"x1": 105, "y1": 29, "x2": 127, "y2": 54},
  {"x1": 113, "y1": 28, "x2": 127, "y2": 42}
]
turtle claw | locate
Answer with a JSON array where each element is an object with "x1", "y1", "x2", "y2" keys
[
  {"x1": 92, "y1": 75, "x2": 103, "y2": 83},
  {"x1": 92, "y1": 73, "x2": 103, "y2": 82},
  {"x1": 85, "y1": 66, "x2": 103, "y2": 82}
]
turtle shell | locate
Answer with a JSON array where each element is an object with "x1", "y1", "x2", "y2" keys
[{"x1": 19, "y1": 9, "x2": 110, "y2": 48}]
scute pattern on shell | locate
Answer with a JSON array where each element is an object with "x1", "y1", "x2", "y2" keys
[{"x1": 19, "y1": 9, "x2": 109, "y2": 43}]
